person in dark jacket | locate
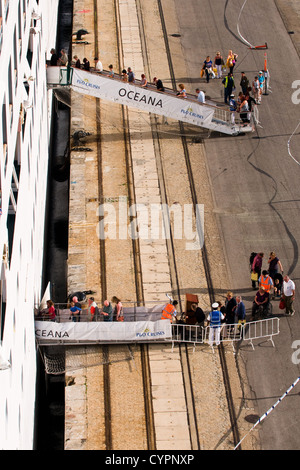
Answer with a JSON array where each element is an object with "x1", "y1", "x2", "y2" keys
[
  {"x1": 224, "y1": 291, "x2": 237, "y2": 335},
  {"x1": 240, "y1": 72, "x2": 249, "y2": 95},
  {"x1": 222, "y1": 73, "x2": 235, "y2": 104},
  {"x1": 153, "y1": 77, "x2": 165, "y2": 92}
]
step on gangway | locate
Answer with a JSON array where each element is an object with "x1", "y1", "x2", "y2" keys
[{"x1": 46, "y1": 66, "x2": 253, "y2": 136}]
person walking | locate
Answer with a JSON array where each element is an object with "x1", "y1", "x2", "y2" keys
[
  {"x1": 94, "y1": 57, "x2": 103, "y2": 72},
  {"x1": 177, "y1": 83, "x2": 187, "y2": 98},
  {"x1": 161, "y1": 300, "x2": 178, "y2": 322},
  {"x1": 207, "y1": 302, "x2": 225, "y2": 346},
  {"x1": 58, "y1": 49, "x2": 68, "y2": 66},
  {"x1": 73, "y1": 55, "x2": 81, "y2": 68},
  {"x1": 239, "y1": 95, "x2": 250, "y2": 125},
  {"x1": 224, "y1": 291, "x2": 237, "y2": 336},
  {"x1": 87, "y1": 297, "x2": 98, "y2": 321},
  {"x1": 251, "y1": 252, "x2": 264, "y2": 289},
  {"x1": 108, "y1": 64, "x2": 114, "y2": 78},
  {"x1": 214, "y1": 51, "x2": 223, "y2": 79},
  {"x1": 283, "y1": 275, "x2": 295, "y2": 316},
  {"x1": 69, "y1": 301, "x2": 81, "y2": 322},
  {"x1": 50, "y1": 48, "x2": 58, "y2": 65},
  {"x1": 252, "y1": 76, "x2": 260, "y2": 103},
  {"x1": 112, "y1": 296, "x2": 124, "y2": 321},
  {"x1": 236, "y1": 296, "x2": 246, "y2": 331},
  {"x1": 222, "y1": 73, "x2": 235, "y2": 104},
  {"x1": 195, "y1": 88, "x2": 205, "y2": 103},
  {"x1": 229, "y1": 93, "x2": 237, "y2": 125},
  {"x1": 153, "y1": 77, "x2": 165, "y2": 92},
  {"x1": 268, "y1": 252, "x2": 284, "y2": 280},
  {"x1": 259, "y1": 270, "x2": 274, "y2": 294},
  {"x1": 258, "y1": 71, "x2": 265, "y2": 102},
  {"x1": 127, "y1": 67, "x2": 135, "y2": 83},
  {"x1": 140, "y1": 73, "x2": 148, "y2": 87},
  {"x1": 102, "y1": 300, "x2": 113, "y2": 322},
  {"x1": 240, "y1": 72, "x2": 249, "y2": 95},
  {"x1": 83, "y1": 57, "x2": 90, "y2": 71},
  {"x1": 226, "y1": 50, "x2": 236, "y2": 74},
  {"x1": 202, "y1": 56, "x2": 214, "y2": 83}
]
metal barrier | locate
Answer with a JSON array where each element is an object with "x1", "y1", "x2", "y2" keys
[
  {"x1": 242, "y1": 317, "x2": 280, "y2": 349},
  {"x1": 170, "y1": 318, "x2": 280, "y2": 352}
]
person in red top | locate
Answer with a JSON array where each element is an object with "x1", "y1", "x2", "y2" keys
[
  {"x1": 251, "y1": 252, "x2": 264, "y2": 289},
  {"x1": 42, "y1": 300, "x2": 56, "y2": 321},
  {"x1": 87, "y1": 297, "x2": 97, "y2": 321}
]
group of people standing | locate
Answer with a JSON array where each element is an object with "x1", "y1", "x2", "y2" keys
[
  {"x1": 161, "y1": 292, "x2": 245, "y2": 347},
  {"x1": 251, "y1": 252, "x2": 295, "y2": 317},
  {"x1": 69, "y1": 296, "x2": 124, "y2": 322},
  {"x1": 161, "y1": 249, "x2": 296, "y2": 348},
  {"x1": 198, "y1": 48, "x2": 266, "y2": 126}
]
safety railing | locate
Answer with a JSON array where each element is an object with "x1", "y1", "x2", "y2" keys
[
  {"x1": 35, "y1": 310, "x2": 280, "y2": 349},
  {"x1": 34, "y1": 301, "x2": 167, "y2": 323}
]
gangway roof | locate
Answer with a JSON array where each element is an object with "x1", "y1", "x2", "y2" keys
[{"x1": 46, "y1": 66, "x2": 253, "y2": 135}]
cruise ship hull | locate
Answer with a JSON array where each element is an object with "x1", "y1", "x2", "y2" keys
[{"x1": 0, "y1": 0, "x2": 60, "y2": 450}]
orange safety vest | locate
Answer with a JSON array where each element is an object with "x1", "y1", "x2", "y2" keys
[
  {"x1": 161, "y1": 303, "x2": 175, "y2": 321},
  {"x1": 259, "y1": 275, "x2": 272, "y2": 293}
]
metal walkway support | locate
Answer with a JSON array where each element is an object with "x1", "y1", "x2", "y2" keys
[{"x1": 46, "y1": 66, "x2": 253, "y2": 136}]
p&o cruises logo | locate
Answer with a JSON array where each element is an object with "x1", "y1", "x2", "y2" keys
[
  {"x1": 181, "y1": 106, "x2": 204, "y2": 120},
  {"x1": 76, "y1": 77, "x2": 100, "y2": 90},
  {"x1": 136, "y1": 327, "x2": 165, "y2": 338}
]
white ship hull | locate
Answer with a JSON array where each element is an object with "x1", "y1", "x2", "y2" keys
[{"x1": 0, "y1": 0, "x2": 59, "y2": 449}]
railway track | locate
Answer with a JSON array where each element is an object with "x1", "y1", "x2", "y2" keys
[{"x1": 66, "y1": 0, "x2": 245, "y2": 451}]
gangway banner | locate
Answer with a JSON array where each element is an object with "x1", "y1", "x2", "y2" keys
[
  {"x1": 35, "y1": 320, "x2": 172, "y2": 344},
  {"x1": 71, "y1": 69, "x2": 215, "y2": 127}
]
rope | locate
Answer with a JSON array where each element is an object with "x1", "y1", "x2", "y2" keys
[
  {"x1": 234, "y1": 376, "x2": 300, "y2": 449},
  {"x1": 287, "y1": 120, "x2": 300, "y2": 166},
  {"x1": 236, "y1": 0, "x2": 255, "y2": 49}
]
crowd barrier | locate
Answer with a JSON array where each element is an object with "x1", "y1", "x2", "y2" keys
[{"x1": 171, "y1": 318, "x2": 279, "y2": 351}]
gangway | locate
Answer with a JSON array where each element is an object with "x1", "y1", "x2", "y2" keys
[{"x1": 46, "y1": 66, "x2": 253, "y2": 136}]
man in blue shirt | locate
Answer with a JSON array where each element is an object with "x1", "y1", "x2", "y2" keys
[
  {"x1": 127, "y1": 67, "x2": 135, "y2": 83},
  {"x1": 236, "y1": 296, "x2": 246, "y2": 331}
]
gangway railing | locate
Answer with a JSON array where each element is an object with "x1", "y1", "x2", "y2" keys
[
  {"x1": 35, "y1": 311, "x2": 280, "y2": 349},
  {"x1": 46, "y1": 66, "x2": 253, "y2": 136}
]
